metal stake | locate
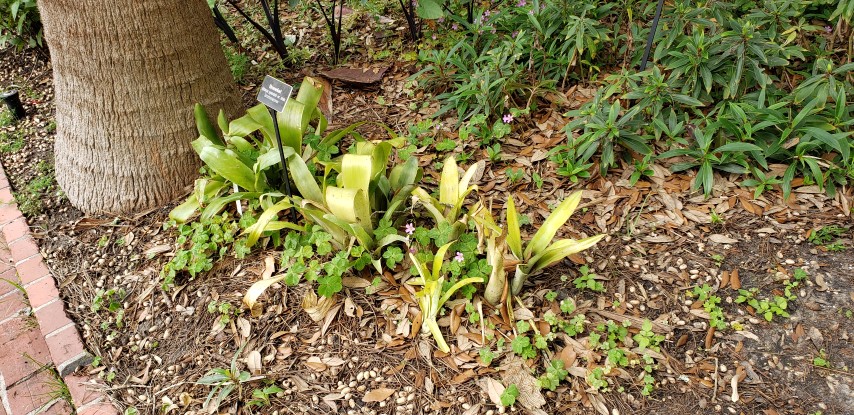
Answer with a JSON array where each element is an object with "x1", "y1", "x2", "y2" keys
[
  {"x1": 269, "y1": 106, "x2": 298, "y2": 222},
  {"x1": 640, "y1": 0, "x2": 666, "y2": 71}
]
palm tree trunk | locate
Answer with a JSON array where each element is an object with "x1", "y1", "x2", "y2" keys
[{"x1": 37, "y1": 0, "x2": 240, "y2": 214}]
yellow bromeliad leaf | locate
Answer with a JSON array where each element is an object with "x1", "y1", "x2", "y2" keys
[
  {"x1": 325, "y1": 187, "x2": 371, "y2": 226},
  {"x1": 527, "y1": 235, "x2": 606, "y2": 273},
  {"x1": 505, "y1": 196, "x2": 523, "y2": 259},
  {"x1": 341, "y1": 154, "x2": 372, "y2": 194},
  {"x1": 439, "y1": 156, "x2": 459, "y2": 206},
  {"x1": 525, "y1": 191, "x2": 583, "y2": 258}
]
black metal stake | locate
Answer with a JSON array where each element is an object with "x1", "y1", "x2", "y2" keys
[
  {"x1": 1, "y1": 90, "x2": 26, "y2": 120},
  {"x1": 268, "y1": 106, "x2": 298, "y2": 222},
  {"x1": 639, "y1": 0, "x2": 666, "y2": 71}
]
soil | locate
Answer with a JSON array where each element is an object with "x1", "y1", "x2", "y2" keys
[{"x1": 1, "y1": 8, "x2": 853, "y2": 415}]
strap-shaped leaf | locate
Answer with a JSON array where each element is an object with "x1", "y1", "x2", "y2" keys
[
  {"x1": 255, "y1": 148, "x2": 283, "y2": 172},
  {"x1": 282, "y1": 147, "x2": 323, "y2": 204},
  {"x1": 279, "y1": 99, "x2": 305, "y2": 151},
  {"x1": 370, "y1": 142, "x2": 393, "y2": 180},
  {"x1": 458, "y1": 162, "x2": 482, "y2": 200},
  {"x1": 245, "y1": 199, "x2": 296, "y2": 247},
  {"x1": 389, "y1": 157, "x2": 422, "y2": 193},
  {"x1": 296, "y1": 77, "x2": 323, "y2": 131},
  {"x1": 191, "y1": 135, "x2": 217, "y2": 156},
  {"x1": 227, "y1": 135, "x2": 256, "y2": 156},
  {"x1": 170, "y1": 194, "x2": 201, "y2": 223},
  {"x1": 412, "y1": 187, "x2": 445, "y2": 223},
  {"x1": 375, "y1": 234, "x2": 408, "y2": 251},
  {"x1": 349, "y1": 224, "x2": 377, "y2": 254},
  {"x1": 483, "y1": 236, "x2": 506, "y2": 305},
  {"x1": 528, "y1": 235, "x2": 606, "y2": 273},
  {"x1": 299, "y1": 203, "x2": 349, "y2": 249},
  {"x1": 341, "y1": 154, "x2": 372, "y2": 194},
  {"x1": 327, "y1": 187, "x2": 372, "y2": 229},
  {"x1": 505, "y1": 196, "x2": 523, "y2": 259},
  {"x1": 217, "y1": 109, "x2": 228, "y2": 135},
  {"x1": 409, "y1": 252, "x2": 430, "y2": 283},
  {"x1": 438, "y1": 277, "x2": 484, "y2": 309},
  {"x1": 198, "y1": 146, "x2": 257, "y2": 191},
  {"x1": 228, "y1": 108, "x2": 264, "y2": 138},
  {"x1": 243, "y1": 274, "x2": 288, "y2": 317},
  {"x1": 200, "y1": 192, "x2": 261, "y2": 222},
  {"x1": 525, "y1": 192, "x2": 583, "y2": 258},
  {"x1": 194, "y1": 103, "x2": 222, "y2": 145},
  {"x1": 439, "y1": 156, "x2": 459, "y2": 206},
  {"x1": 432, "y1": 242, "x2": 455, "y2": 282}
]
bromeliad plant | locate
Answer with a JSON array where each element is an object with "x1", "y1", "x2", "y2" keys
[
  {"x1": 411, "y1": 156, "x2": 481, "y2": 241},
  {"x1": 169, "y1": 77, "x2": 353, "y2": 224},
  {"x1": 408, "y1": 242, "x2": 484, "y2": 353},
  {"x1": 286, "y1": 140, "x2": 423, "y2": 270},
  {"x1": 505, "y1": 192, "x2": 605, "y2": 295}
]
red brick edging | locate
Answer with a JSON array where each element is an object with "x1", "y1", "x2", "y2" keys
[{"x1": 0, "y1": 163, "x2": 118, "y2": 415}]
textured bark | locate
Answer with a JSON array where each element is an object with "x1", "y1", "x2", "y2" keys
[{"x1": 37, "y1": 0, "x2": 239, "y2": 214}]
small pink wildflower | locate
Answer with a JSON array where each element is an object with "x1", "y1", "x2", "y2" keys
[
  {"x1": 404, "y1": 223, "x2": 415, "y2": 235},
  {"x1": 452, "y1": 23, "x2": 459, "y2": 30},
  {"x1": 454, "y1": 252, "x2": 465, "y2": 263},
  {"x1": 517, "y1": 0, "x2": 526, "y2": 6},
  {"x1": 503, "y1": 114, "x2": 514, "y2": 123}
]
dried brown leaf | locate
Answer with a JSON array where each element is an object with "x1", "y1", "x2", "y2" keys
[
  {"x1": 730, "y1": 269, "x2": 741, "y2": 290},
  {"x1": 362, "y1": 388, "x2": 396, "y2": 402},
  {"x1": 477, "y1": 377, "x2": 505, "y2": 407}
]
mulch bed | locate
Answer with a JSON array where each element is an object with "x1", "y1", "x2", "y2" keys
[{"x1": 2, "y1": 13, "x2": 853, "y2": 414}]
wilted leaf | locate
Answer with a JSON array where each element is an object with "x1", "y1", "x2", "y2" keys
[
  {"x1": 500, "y1": 355, "x2": 546, "y2": 414},
  {"x1": 730, "y1": 269, "x2": 741, "y2": 290},
  {"x1": 344, "y1": 297, "x2": 357, "y2": 317},
  {"x1": 709, "y1": 234, "x2": 739, "y2": 244},
  {"x1": 243, "y1": 274, "x2": 287, "y2": 317},
  {"x1": 362, "y1": 388, "x2": 396, "y2": 402},
  {"x1": 305, "y1": 356, "x2": 327, "y2": 372},
  {"x1": 302, "y1": 290, "x2": 337, "y2": 322},
  {"x1": 342, "y1": 276, "x2": 371, "y2": 288},
  {"x1": 477, "y1": 377, "x2": 505, "y2": 407},
  {"x1": 246, "y1": 350, "x2": 262, "y2": 375},
  {"x1": 237, "y1": 317, "x2": 251, "y2": 339},
  {"x1": 179, "y1": 392, "x2": 193, "y2": 407}
]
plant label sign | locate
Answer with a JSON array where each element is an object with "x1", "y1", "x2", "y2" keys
[{"x1": 257, "y1": 75, "x2": 293, "y2": 113}]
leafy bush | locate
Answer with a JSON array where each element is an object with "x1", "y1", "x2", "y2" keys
[
  {"x1": 555, "y1": 0, "x2": 854, "y2": 197},
  {"x1": 0, "y1": 0, "x2": 42, "y2": 50},
  {"x1": 415, "y1": 0, "x2": 615, "y2": 122}
]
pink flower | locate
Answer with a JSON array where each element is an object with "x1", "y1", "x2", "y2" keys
[
  {"x1": 454, "y1": 252, "x2": 465, "y2": 263},
  {"x1": 404, "y1": 223, "x2": 415, "y2": 235},
  {"x1": 452, "y1": 23, "x2": 459, "y2": 30},
  {"x1": 503, "y1": 114, "x2": 514, "y2": 123},
  {"x1": 517, "y1": 0, "x2": 526, "y2": 6}
]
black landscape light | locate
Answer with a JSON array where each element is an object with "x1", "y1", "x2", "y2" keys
[{"x1": 1, "y1": 90, "x2": 26, "y2": 120}]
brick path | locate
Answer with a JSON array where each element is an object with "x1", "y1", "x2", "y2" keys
[{"x1": 0, "y1": 164, "x2": 118, "y2": 415}]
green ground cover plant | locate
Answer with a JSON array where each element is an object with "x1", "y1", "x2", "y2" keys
[
  {"x1": 415, "y1": 0, "x2": 853, "y2": 199},
  {"x1": 0, "y1": 0, "x2": 42, "y2": 50}
]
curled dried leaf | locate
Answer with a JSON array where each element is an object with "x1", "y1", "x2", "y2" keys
[{"x1": 302, "y1": 289, "x2": 338, "y2": 322}]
